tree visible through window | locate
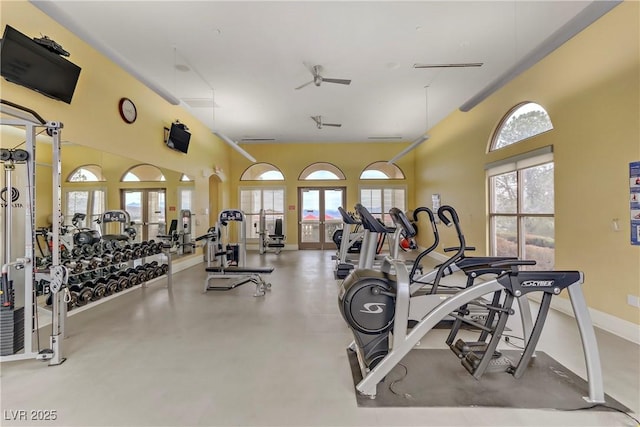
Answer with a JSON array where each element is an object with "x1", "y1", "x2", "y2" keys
[
  {"x1": 491, "y1": 102, "x2": 553, "y2": 150},
  {"x1": 489, "y1": 161, "x2": 554, "y2": 269},
  {"x1": 488, "y1": 104, "x2": 555, "y2": 270}
]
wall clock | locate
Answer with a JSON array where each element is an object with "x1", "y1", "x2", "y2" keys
[{"x1": 118, "y1": 97, "x2": 137, "y2": 124}]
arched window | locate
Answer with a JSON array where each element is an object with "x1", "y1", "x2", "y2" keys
[
  {"x1": 299, "y1": 162, "x2": 345, "y2": 180},
  {"x1": 67, "y1": 164, "x2": 104, "y2": 182},
  {"x1": 121, "y1": 164, "x2": 166, "y2": 182},
  {"x1": 240, "y1": 163, "x2": 285, "y2": 181},
  {"x1": 180, "y1": 174, "x2": 193, "y2": 182},
  {"x1": 487, "y1": 102, "x2": 555, "y2": 270},
  {"x1": 490, "y1": 102, "x2": 553, "y2": 151},
  {"x1": 360, "y1": 161, "x2": 405, "y2": 179}
]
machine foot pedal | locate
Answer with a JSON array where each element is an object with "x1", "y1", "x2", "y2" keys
[
  {"x1": 451, "y1": 339, "x2": 492, "y2": 358},
  {"x1": 461, "y1": 351, "x2": 512, "y2": 376}
]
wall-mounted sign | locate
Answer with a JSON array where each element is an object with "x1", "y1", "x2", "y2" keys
[{"x1": 630, "y1": 161, "x2": 640, "y2": 245}]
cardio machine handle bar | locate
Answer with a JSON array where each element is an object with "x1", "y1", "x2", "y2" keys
[
  {"x1": 409, "y1": 207, "x2": 440, "y2": 281},
  {"x1": 431, "y1": 205, "x2": 467, "y2": 293}
]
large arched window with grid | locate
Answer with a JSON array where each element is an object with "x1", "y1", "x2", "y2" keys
[{"x1": 487, "y1": 102, "x2": 555, "y2": 270}]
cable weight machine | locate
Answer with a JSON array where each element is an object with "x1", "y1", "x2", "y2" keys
[{"x1": 0, "y1": 100, "x2": 66, "y2": 365}]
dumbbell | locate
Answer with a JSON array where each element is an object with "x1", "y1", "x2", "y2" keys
[
  {"x1": 124, "y1": 268, "x2": 140, "y2": 287},
  {"x1": 85, "y1": 278, "x2": 107, "y2": 300},
  {"x1": 118, "y1": 248, "x2": 131, "y2": 262},
  {"x1": 133, "y1": 264, "x2": 148, "y2": 283},
  {"x1": 115, "y1": 271, "x2": 130, "y2": 289},
  {"x1": 80, "y1": 257, "x2": 99, "y2": 271},
  {"x1": 71, "y1": 246, "x2": 84, "y2": 258},
  {"x1": 103, "y1": 276, "x2": 119, "y2": 295},
  {"x1": 63, "y1": 259, "x2": 84, "y2": 274},
  {"x1": 69, "y1": 285, "x2": 93, "y2": 307},
  {"x1": 91, "y1": 241, "x2": 102, "y2": 256},
  {"x1": 81, "y1": 244, "x2": 95, "y2": 257},
  {"x1": 131, "y1": 244, "x2": 143, "y2": 259}
]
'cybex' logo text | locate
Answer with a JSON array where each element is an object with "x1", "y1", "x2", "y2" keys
[{"x1": 522, "y1": 280, "x2": 554, "y2": 287}]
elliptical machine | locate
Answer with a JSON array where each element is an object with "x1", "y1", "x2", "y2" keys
[{"x1": 338, "y1": 206, "x2": 605, "y2": 403}]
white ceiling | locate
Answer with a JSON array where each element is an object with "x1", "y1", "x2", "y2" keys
[{"x1": 31, "y1": 1, "x2": 597, "y2": 144}]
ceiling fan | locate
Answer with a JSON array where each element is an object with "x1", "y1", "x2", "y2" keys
[
  {"x1": 295, "y1": 64, "x2": 351, "y2": 90},
  {"x1": 311, "y1": 115, "x2": 342, "y2": 129}
]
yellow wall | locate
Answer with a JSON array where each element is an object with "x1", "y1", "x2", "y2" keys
[
  {"x1": 414, "y1": 1, "x2": 640, "y2": 324},
  {"x1": 228, "y1": 142, "x2": 415, "y2": 240}
]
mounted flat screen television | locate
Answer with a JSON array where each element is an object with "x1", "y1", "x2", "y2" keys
[
  {"x1": 0, "y1": 25, "x2": 81, "y2": 104},
  {"x1": 165, "y1": 123, "x2": 191, "y2": 154}
]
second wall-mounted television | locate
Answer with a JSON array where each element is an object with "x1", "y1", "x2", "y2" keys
[
  {"x1": 0, "y1": 25, "x2": 81, "y2": 104},
  {"x1": 165, "y1": 122, "x2": 191, "y2": 154}
]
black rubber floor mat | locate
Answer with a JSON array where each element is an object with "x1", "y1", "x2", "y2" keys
[{"x1": 348, "y1": 348, "x2": 628, "y2": 412}]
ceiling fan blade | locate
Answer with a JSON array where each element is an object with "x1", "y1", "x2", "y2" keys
[
  {"x1": 295, "y1": 80, "x2": 314, "y2": 90},
  {"x1": 310, "y1": 116, "x2": 321, "y2": 125},
  {"x1": 413, "y1": 63, "x2": 483, "y2": 68},
  {"x1": 323, "y1": 123, "x2": 342, "y2": 127},
  {"x1": 321, "y1": 77, "x2": 351, "y2": 85}
]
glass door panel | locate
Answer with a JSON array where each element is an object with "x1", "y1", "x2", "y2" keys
[
  {"x1": 123, "y1": 190, "x2": 143, "y2": 242},
  {"x1": 299, "y1": 189, "x2": 320, "y2": 248},
  {"x1": 298, "y1": 187, "x2": 345, "y2": 250},
  {"x1": 147, "y1": 190, "x2": 166, "y2": 240},
  {"x1": 323, "y1": 189, "x2": 344, "y2": 245},
  {"x1": 121, "y1": 189, "x2": 166, "y2": 242}
]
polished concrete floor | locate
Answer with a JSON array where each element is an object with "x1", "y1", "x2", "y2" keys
[{"x1": 1, "y1": 250, "x2": 638, "y2": 426}]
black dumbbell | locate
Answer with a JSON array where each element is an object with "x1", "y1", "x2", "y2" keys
[
  {"x1": 125, "y1": 268, "x2": 140, "y2": 287},
  {"x1": 86, "y1": 278, "x2": 107, "y2": 300},
  {"x1": 69, "y1": 285, "x2": 93, "y2": 307}
]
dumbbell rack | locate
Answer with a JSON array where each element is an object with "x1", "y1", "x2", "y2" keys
[{"x1": 36, "y1": 239, "x2": 171, "y2": 312}]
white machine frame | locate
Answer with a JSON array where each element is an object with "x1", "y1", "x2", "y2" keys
[
  {"x1": 204, "y1": 209, "x2": 273, "y2": 297},
  {"x1": 1, "y1": 100, "x2": 66, "y2": 365}
]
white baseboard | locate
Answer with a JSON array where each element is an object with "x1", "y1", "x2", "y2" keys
[
  {"x1": 545, "y1": 295, "x2": 640, "y2": 345},
  {"x1": 425, "y1": 251, "x2": 640, "y2": 345},
  {"x1": 171, "y1": 254, "x2": 203, "y2": 273}
]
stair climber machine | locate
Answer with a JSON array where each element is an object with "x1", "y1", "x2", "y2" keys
[
  {"x1": 338, "y1": 206, "x2": 605, "y2": 403},
  {"x1": 203, "y1": 209, "x2": 273, "y2": 297},
  {"x1": 1, "y1": 100, "x2": 67, "y2": 365}
]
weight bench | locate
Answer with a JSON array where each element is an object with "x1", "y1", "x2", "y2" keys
[{"x1": 204, "y1": 266, "x2": 273, "y2": 297}]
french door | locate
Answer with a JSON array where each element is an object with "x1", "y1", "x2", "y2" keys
[
  {"x1": 298, "y1": 187, "x2": 345, "y2": 250},
  {"x1": 121, "y1": 189, "x2": 166, "y2": 242}
]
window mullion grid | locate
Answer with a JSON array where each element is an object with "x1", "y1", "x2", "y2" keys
[{"x1": 517, "y1": 169, "x2": 524, "y2": 259}]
